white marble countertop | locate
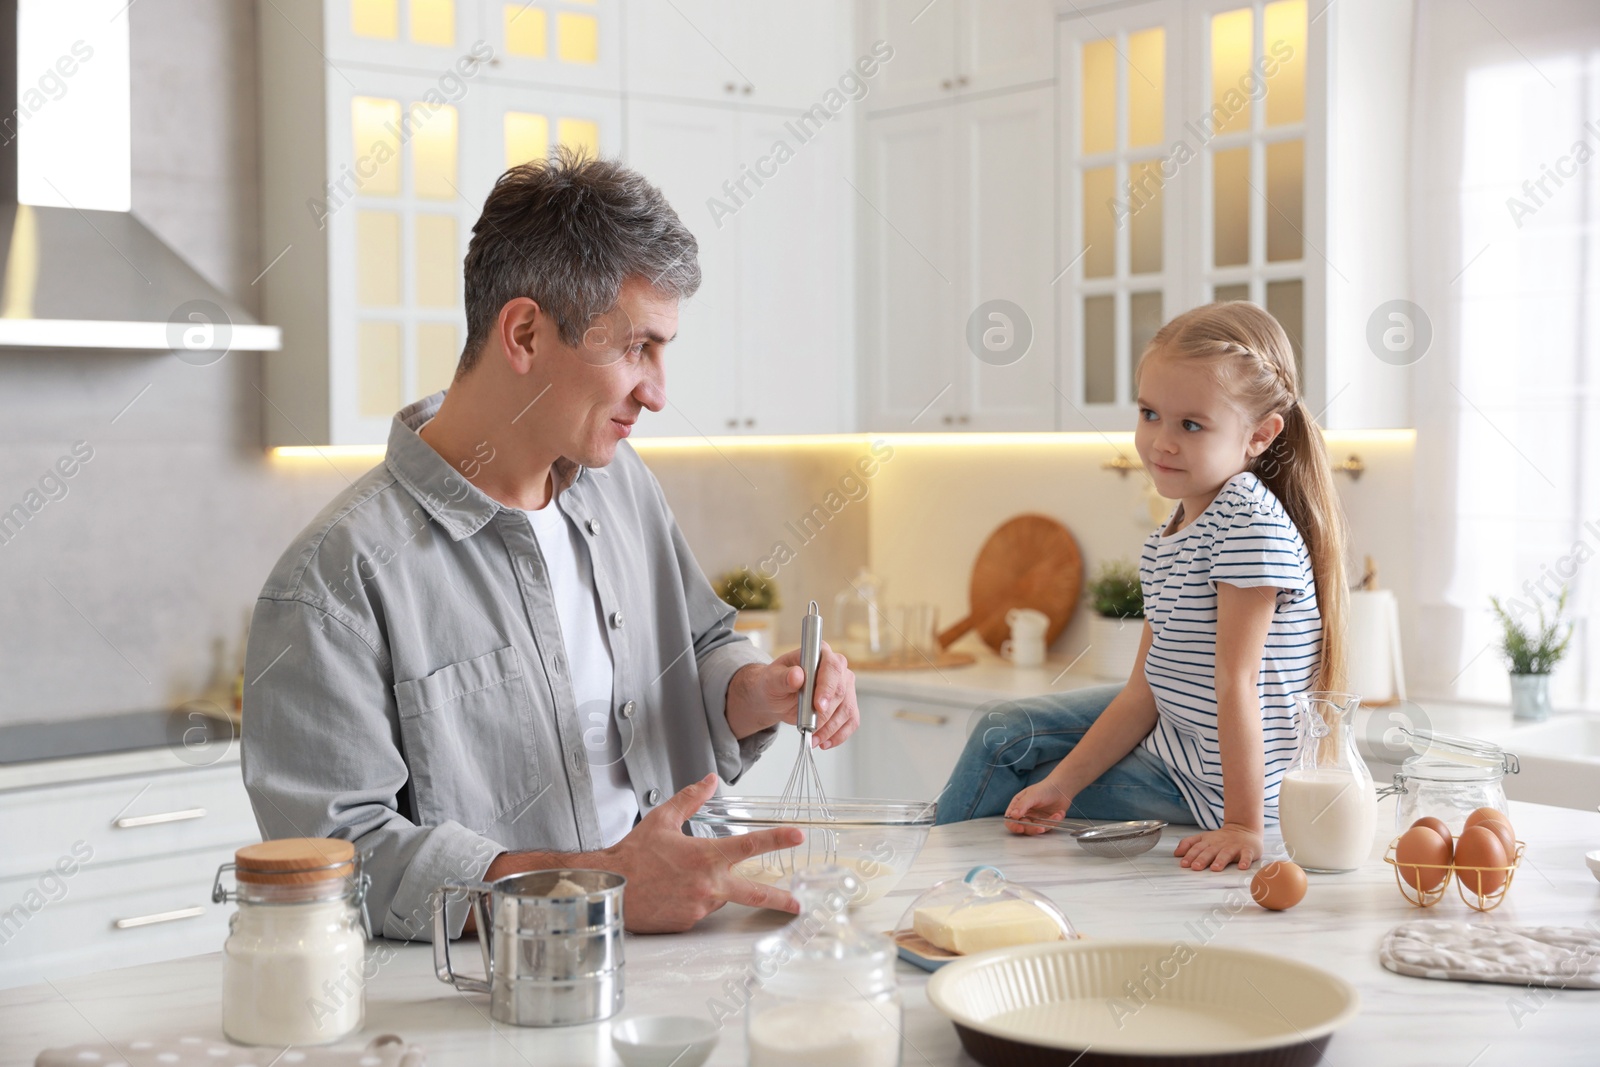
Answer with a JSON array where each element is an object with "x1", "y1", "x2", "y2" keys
[{"x1": 5, "y1": 794, "x2": 1598, "y2": 1066}]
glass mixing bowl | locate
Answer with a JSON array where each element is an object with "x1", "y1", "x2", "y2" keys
[{"x1": 688, "y1": 797, "x2": 937, "y2": 906}]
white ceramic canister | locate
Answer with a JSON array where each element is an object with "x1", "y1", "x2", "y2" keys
[{"x1": 214, "y1": 838, "x2": 370, "y2": 1046}]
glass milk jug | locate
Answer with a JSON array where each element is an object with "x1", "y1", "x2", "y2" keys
[
  {"x1": 1277, "y1": 692, "x2": 1378, "y2": 873},
  {"x1": 746, "y1": 866, "x2": 902, "y2": 1067}
]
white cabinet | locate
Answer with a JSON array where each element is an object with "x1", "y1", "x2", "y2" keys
[
  {"x1": 864, "y1": 0, "x2": 1056, "y2": 112},
  {"x1": 623, "y1": 1, "x2": 850, "y2": 110},
  {"x1": 479, "y1": 0, "x2": 623, "y2": 92},
  {"x1": 853, "y1": 695, "x2": 976, "y2": 804},
  {"x1": 625, "y1": 91, "x2": 855, "y2": 437},
  {"x1": 0, "y1": 756, "x2": 258, "y2": 990},
  {"x1": 860, "y1": 85, "x2": 1057, "y2": 431},
  {"x1": 622, "y1": 100, "x2": 742, "y2": 438},
  {"x1": 262, "y1": 0, "x2": 855, "y2": 445},
  {"x1": 1054, "y1": 0, "x2": 1408, "y2": 431},
  {"x1": 261, "y1": 0, "x2": 627, "y2": 446}
]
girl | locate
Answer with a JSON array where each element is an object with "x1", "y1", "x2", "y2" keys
[{"x1": 937, "y1": 302, "x2": 1349, "y2": 872}]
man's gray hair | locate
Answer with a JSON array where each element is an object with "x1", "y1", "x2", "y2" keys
[{"x1": 459, "y1": 148, "x2": 701, "y2": 372}]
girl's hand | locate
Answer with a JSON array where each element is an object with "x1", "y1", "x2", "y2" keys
[
  {"x1": 1173, "y1": 824, "x2": 1263, "y2": 870},
  {"x1": 1002, "y1": 779, "x2": 1074, "y2": 836}
]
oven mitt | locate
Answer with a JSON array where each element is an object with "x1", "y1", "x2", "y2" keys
[
  {"x1": 1380, "y1": 919, "x2": 1600, "y2": 989},
  {"x1": 35, "y1": 1033, "x2": 426, "y2": 1066}
]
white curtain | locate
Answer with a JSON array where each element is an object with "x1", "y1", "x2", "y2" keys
[{"x1": 1410, "y1": 0, "x2": 1600, "y2": 707}]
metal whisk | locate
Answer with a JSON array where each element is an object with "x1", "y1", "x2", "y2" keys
[{"x1": 772, "y1": 600, "x2": 835, "y2": 874}]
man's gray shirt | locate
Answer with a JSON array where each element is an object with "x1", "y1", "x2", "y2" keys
[{"x1": 241, "y1": 393, "x2": 773, "y2": 940}]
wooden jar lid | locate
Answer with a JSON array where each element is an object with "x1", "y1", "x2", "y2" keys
[{"x1": 235, "y1": 838, "x2": 355, "y2": 885}]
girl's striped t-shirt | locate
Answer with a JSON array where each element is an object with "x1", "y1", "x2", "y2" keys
[{"x1": 1137, "y1": 470, "x2": 1321, "y2": 829}]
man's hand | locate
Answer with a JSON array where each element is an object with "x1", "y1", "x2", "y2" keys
[
  {"x1": 726, "y1": 641, "x2": 859, "y2": 749},
  {"x1": 1173, "y1": 823, "x2": 1263, "y2": 871},
  {"x1": 602, "y1": 774, "x2": 803, "y2": 932}
]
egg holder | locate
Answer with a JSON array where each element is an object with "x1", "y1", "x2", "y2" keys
[{"x1": 1382, "y1": 836, "x2": 1526, "y2": 912}]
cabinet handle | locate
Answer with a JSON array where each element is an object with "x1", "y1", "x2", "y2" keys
[
  {"x1": 941, "y1": 78, "x2": 953, "y2": 90},
  {"x1": 894, "y1": 709, "x2": 949, "y2": 726},
  {"x1": 724, "y1": 82, "x2": 737, "y2": 93},
  {"x1": 941, "y1": 414, "x2": 954, "y2": 425},
  {"x1": 957, "y1": 75, "x2": 969, "y2": 87},
  {"x1": 113, "y1": 906, "x2": 206, "y2": 930},
  {"x1": 742, "y1": 84, "x2": 753, "y2": 95},
  {"x1": 726, "y1": 418, "x2": 738, "y2": 428},
  {"x1": 114, "y1": 807, "x2": 206, "y2": 829},
  {"x1": 958, "y1": 414, "x2": 970, "y2": 425},
  {"x1": 744, "y1": 418, "x2": 755, "y2": 427}
]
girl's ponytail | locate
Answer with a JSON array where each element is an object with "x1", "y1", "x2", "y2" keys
[
  {"x1": 1138, "y1": 302, "x2": 1350, "y2": 694},
  {"x1": 1253, "y1": 396, "x2": 1350, "y2": 694}
]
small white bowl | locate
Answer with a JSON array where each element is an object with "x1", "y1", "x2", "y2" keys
[
  {"x1": 610, "y1": 1014, "x2": 718, "y2": 1067},
  {"x1": 1585, "y1": 850, "x2": 1600, "y2": 884}
]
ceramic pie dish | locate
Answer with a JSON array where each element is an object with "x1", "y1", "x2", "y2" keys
[{"x1": 925, "y1": 939, "x2": 1359, "y2": 1067}]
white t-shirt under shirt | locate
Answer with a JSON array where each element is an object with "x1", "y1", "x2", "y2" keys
[
  {"x1": 522, "y1": 500, "x2": 640, "y2": 846},
  {"x1": 1137, "y1": 470, "x2": 1321, "y2": 830}
]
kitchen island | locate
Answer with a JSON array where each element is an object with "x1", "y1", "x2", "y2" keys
[{"x1": 2, "y1": 795, "x2": 1597, "y2": 1067}]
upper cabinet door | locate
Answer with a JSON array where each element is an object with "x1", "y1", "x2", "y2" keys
[
  {"x1": 736, "y1": 111, "x2": 853, "y2": 435},
  {"x1": 325, "y1": 0, "x2": 484, "y2": 69},
  {"x1": 1056, "y1": 0, "x2": 1186, "y2": 429},
  {"x1": 863, "y1": 0, "x2": 960, "y2": 112},
  {"x1": 734, "y1": 2, "x2": 854, "y2": 111},
  {"x1": 623, "y1": 1, "x2": 849, "y2": 110},
  {"x1": 622, "y1": 100, "x2": 742, "y2": 439},
  {"x1": 955, "y1": 0, "x2": 1056, "y2": 96},
  {"x1": 861, "y1": 108, "x2": 962, "y2": 430},
  {"x1": 478, "y1": 0, "x2": 622, "y2": 91},
  {"x1": 959, "y1": 86, "x2": 1058, "y2": 430},
  {"x1": 464, "y1": 82, "x2": 624, "y2": 208},
  {"x1": 622, "y1": 1, "x2": 742, "y2": 104},
  {"x1": 325, "y1": 68, "x2": 479, "y2": 444}
]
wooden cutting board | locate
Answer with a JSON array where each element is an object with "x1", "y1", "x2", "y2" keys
[{"x1": 937, "y1": 514, "x2": 1083, "y2": 653}]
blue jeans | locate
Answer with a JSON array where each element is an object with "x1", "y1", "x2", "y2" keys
[{"x1": 935, "y1": 684, "x2": 1197, "y2": 825}]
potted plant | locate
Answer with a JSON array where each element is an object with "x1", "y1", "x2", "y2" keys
[
  {"x1": 715, "y1": 568, "x2": 781, "y2": 655},
  {"x1": 1087, "y1": 561, "x2": 1145, "y2": 680},
  {"x1": 1488, "y1": 587, "x2": 1572, "y2": 722}
]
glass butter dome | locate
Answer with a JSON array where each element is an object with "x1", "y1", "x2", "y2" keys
[{"x1": 892, "y1": 866, "x2": 1078, "y2": 972}]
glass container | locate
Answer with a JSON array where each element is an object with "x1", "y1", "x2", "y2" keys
[
  {"x1": 213, "y1": 838, "x2": 370, "y2": 1046},
  {"x1": 746, "y1": 866, "x2": 901, "y2": 1067},
  {"x1": 1278, "y1": 692, "x2": 1377, "y2": 873}
]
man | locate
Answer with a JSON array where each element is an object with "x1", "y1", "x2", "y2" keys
[{"x1": 242, "y1": 151, "x2": 860, "y2": 939}]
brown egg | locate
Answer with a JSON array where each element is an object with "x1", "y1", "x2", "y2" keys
[
  {"x1": 1394, "y1": 826, "x2": 1453, "y2": 891},
  {"x1": 1250, "y1": 860, "x2": 1308, "y2": 911},
  {"x1": 1411, "y1": 816, "x2": 1454, "y2": 847},
  {"x1": 1463, "y1": 807, "x2": 1512, "y2": 833},
  {"x1": 1455, "y1": 825, "x2": 1510, "y2": 897},
  {"x1": 1477, "y1": 816, "x2": 1517, "y2": 860}
]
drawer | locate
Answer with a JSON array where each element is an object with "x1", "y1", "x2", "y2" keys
[
  {"x1": 856, "y1": 696, "x2": 977, "y2": 805},
  {"x1": 0, "y1": 764, "x2": 258, "y2": 881},
  {"x1": 0, "y1": 845, "x2": 249, "y2": 990}
]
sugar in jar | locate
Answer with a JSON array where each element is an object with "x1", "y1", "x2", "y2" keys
[{"x1": 213, "y1": 838, "x2": 370, "y2": 1045}]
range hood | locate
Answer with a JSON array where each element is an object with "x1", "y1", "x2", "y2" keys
[{"x1": 0, "y1": 0, "x2": 279, "y2": 352}]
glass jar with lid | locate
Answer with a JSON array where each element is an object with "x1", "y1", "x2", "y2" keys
[
  {"x1": 746, "y1": 865, "x2": 901, "y2": 1067},
  {"x1": 212, "y1": 838, "x2": 370, "y2": 1046},
  {"x1": 1378, "y1": 728, "x2": 1520, "y2": 833}
]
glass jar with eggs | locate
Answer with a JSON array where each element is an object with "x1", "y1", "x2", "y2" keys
[{"x1": 1377, "y1": 729, "x2": 1520, "y2": 834}]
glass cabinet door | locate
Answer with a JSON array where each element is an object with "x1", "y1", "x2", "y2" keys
[
  {"x1": 480, "y1": 0, "x2": 620, "y2": 92},
  {"x1": 1200, "y1": 0, "x2": 1308, "y2": 377},
  {"x1": 328, "y1": 71, "x2": 476, "y2": 442},
  {"x1": 1058, "y1": 1, "x2": 1183, "y2": 417},
  {"x1": 326, "y1": 0, "x2": 483, "y2": 70}
]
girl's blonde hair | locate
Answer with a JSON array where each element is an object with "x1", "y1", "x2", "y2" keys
[{"x1": 1137, "y1": 301, "x2": 1350, "y2": 694}]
